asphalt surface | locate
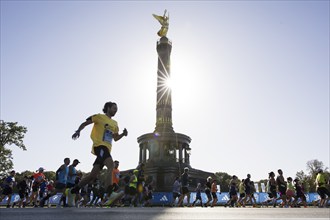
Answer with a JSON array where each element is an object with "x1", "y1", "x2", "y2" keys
[{"x1": 0, "y1": 207, "x2": 329, "y2": 220}]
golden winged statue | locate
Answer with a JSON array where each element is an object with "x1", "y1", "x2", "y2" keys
[{"x1": 152, "y1": 10, "x2": 169, "y2": 37}]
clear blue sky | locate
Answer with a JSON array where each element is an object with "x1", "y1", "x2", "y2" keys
[{"x1": 1, "y1": 1, "x2": 329, "y2": 181}]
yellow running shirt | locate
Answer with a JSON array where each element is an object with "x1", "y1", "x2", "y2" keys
[
  {"x1": 90, "y1": 114, "x2": 119, "y2": 155},
  {"x1": 316, "y1": 173, "x2": 326, "y2": 188}
]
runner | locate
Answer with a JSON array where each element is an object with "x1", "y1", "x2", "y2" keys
[
  {"x1": 315, "y1": 169, "x2": 330, "y2": 207},
  {"x1": 237, "y1": 178, "x2": 246, "y2": 207},
  {"x1": 137, "y1": 163, "x2": 146, "y2": 207},
  {"x1": 177, "y1": 167, "x2": 191, "y2": 207},
  {"x1": 70, "y1": 101, "x2": 128, "y2": 206},
  {"x1": 210, "y1": 179, "x2": 218, "y2": 207},
  {"x1": 28, "y1": 167, "x2": 46, "y2": 207},
  {"x1": 263, "y1": 172, "x2": 277, "y2": 207},
  {"x1": 171, "y1": 176, "x2": 181, "y2": 207},
  {"x1": 227, "y1": 175, "x2": 239, "y2": 207},
  {"x1": 286, "y1": 177, "x2": 295, "y2": 206},
  {"x1": 275, "y1": 169, "x2": 287, "y2": 207},
  {"x1": 192, "y1": 183, "x2": 203, "y2": 207},
  {"x1": 15, "y1": 175, "x2": 30, "y2": 208},
  {"x1": 204, "y1": 176, "x2": 212, "y2": 207},
  {"x1": 128, "y1": 169, "x2": 139, "y2": 207},
  {"x1": 143, "y1": 180, "x2": 153, "y2": 207},
  {"x1": 293, "y1": 178, "x2": 307, "y2": 208},
  {"x1": 67, "y1": 159, "x2": 80, "y2": 188},
  {"x1": 243, "y1": 174, "x2": 254, "y2": 207},
  {"x1": 112, "y1": 160, "x2": 121, "y2": 192},
  {"x1": 39, "y1": 158, "x2": 69, "y2": 207},
  {"x1": 0, "y1": 170, "x2": 16, "y2": 208}
]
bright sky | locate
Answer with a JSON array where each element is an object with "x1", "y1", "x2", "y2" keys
[{"x1": 1, "y1": 1, "x2": 329, "y2": 182}]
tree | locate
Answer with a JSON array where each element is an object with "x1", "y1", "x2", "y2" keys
[
  {"x1": 296, "y1": 170, "x2": 308, "y2": 182},
  {"x1": 295, "y1": 159, "x2": 329, "y2": 193},
  {"x1": 44, "y1": 171, "x2": 56, "y2": 181},
  {"x1": 306, "y1": 159, "x2": 328, "y2": 177},
  {"x1": 0, "y1": 148, "x2": 14, "y2": 177},
  {"x1": 0, "y1": 120, "x2": 27, "y2": 178},
  {"x1": 214, "y1": 172, "x2": 232, "y2": 192}
]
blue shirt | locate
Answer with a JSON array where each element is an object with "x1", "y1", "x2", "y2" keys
[
  {"x1": 67, "y1": 165, "x2": 77, "y2": 184},
  {"x1": 57, "y1": 165, "x2": 69, "y2": 184}
]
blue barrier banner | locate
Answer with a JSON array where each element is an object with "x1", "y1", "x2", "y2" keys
[
  {"x1": 144, "y1": 192, "x2": 325, "y2": 206},
  {"x1": 152, "y1": 192, "x2": 172, "y2": 205},
  {"x1": 48, "y1": 193, "x2": 62, "y2": 204},
  {"x1": 0, "y1": 192, "x2": 325, "y2": 206}
]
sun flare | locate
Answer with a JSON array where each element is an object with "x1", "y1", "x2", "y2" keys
[
  {"x1": 157, "y1": 69, "x2": 172, "y2": 104},
  {"x1": 165, "y1": 77, "x2": 172, "y2": 89}
]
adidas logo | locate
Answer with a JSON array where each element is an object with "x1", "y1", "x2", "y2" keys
[
  {"x1": 221, "y1": 195, "x2": 230, "y2": 201},
  {"x1": 160, "y1": 195, "x2": 168, "y2": 202}
]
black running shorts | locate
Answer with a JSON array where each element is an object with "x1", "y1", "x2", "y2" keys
[{"x1": 93, "y1": 145, "x2": 112, "y2": 169}]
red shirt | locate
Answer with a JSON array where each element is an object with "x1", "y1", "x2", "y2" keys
[{"x1": 33, "y1": 172, "x2": 45, "y2": 183}]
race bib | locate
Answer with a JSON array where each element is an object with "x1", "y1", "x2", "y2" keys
[{"x1": 103, "y1": 129, "x2": 113, "y2": 144}]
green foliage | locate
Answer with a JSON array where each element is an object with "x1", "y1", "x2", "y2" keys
[
  {"x1": 295, "y1": 159, "x2": 329, "y2": 193},
  {"x1": 0, "y1": 121, "x2": 28, "y2": 178},
  {"x1": 214, "y1": 172, "x2": 232, "y2": 192},
  {"x1": 296, "y1": 170, "x2": 308, "y2": 182},
  {"x1": 0, "y1": 121, "x2": 27, "y2": 150},
  {"x1": 0, "y1": 147, "x2": 13, "y2": 177},
  {"x1": 14, "y1": 170, "x2": 33, "y2": 184},
  {"x1": 44, "y1": 171, "x2": 56, "y2": 181}
]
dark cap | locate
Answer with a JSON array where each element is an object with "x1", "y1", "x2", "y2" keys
[{"x1": 73, "y1": 159, "x2": 80, "y2": 163}]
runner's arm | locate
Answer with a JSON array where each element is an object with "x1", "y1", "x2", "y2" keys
[
  {"x1": 72, "y1": 117, "x2": 93, "y2": 139},
  {"x1": 113, "y1": 128, "x2": 128, "y2": 141}
]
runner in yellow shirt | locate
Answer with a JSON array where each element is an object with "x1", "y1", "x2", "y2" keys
[
  {"x1": 315, "y1": 169, "x2": 330, "y2": 207},
  {"x1": 71, "y1": 101, "x2": 127, "y2": 205}
]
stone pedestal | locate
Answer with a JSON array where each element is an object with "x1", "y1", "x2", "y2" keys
[{"x1": 137, "y1": 132, "x2": 192, "y2": 192}]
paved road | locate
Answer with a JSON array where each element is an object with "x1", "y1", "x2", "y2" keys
[{"x1": 0, "y1": 207, "x2": 329, "y2": 220}]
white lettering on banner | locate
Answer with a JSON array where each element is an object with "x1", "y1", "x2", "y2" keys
[
  {"x1": 160, "y1": 195, "x2": 168, "y2": 202},
  {"x1": 305, "y1": 194, "x2": 309, "y2": 201},
  {"x1": 261, "y1": 193, "x2": 269, "y2": 200},
  {"x1": 13, "y1": 195, "x2": 20, "y2": 202},
  {"x1": 221, "y1": 194, "x2": 230, "y2": 201}
]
